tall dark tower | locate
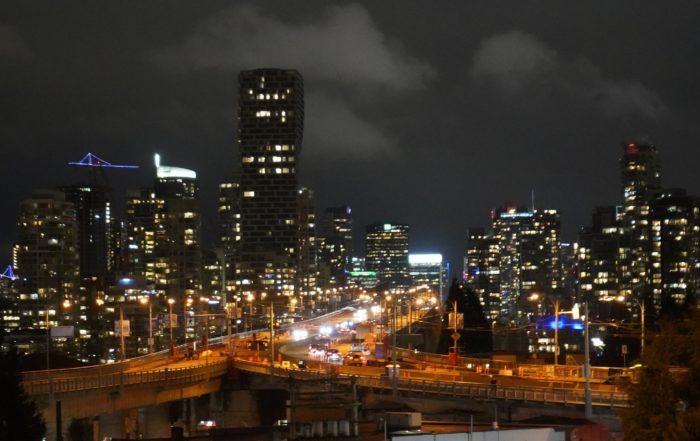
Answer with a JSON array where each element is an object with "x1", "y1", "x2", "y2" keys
[
  {"x1": 620, "y1": 142, "x2": 661, "y2": 304},
  {"x1": 318, "y1": 206, "x2": 353, "y2": 287},
  {"x1": 236, "y1": 69, "x2": 304, "y2": 304},
  {"x1": 60, "y1": 185, "x2": 111, "y2": 281}
]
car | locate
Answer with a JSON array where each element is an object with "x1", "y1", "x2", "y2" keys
[
  {"x1": 328, "y1": 353, "x2": 342, "y2": 364},
  {"x1": 344, "y1": 353, "x2": 366, "y2": 366}
]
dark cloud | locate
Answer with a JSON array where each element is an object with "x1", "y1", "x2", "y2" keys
[
  {"x1": 2, "y1": 1, "x2": 700, "y2": 269},
  {"x1": 471, "y1": 30, "x2": 668, "y2": 120},
  {"x1": 151, "y1": 3, "x2": 435, "y2": 91},
  {"x1": 304, "y1": 92, "x2": 397, "y2": 160},
  {"x1": 0, "y1": 25, "x2": 32, "y2": 60}
]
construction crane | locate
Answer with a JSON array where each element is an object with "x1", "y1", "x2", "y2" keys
[
  {"x1": 67, "y1": 152, "x2": 139, "y2": 185},
  {"x1": 0, "y1": 265, "x2": 18, "y2": 280}
]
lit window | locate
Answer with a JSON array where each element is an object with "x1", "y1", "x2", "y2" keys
[{"x1": 243, "y1": 191, "x2": 255, "y2": 198}]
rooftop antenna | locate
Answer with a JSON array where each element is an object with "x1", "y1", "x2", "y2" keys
[
  {"x1": 0, "y1": 265, "x2": 18, "y2": 280},
  {"x1": 531, "y1": 189, "x2": 535, "y2": 212}
]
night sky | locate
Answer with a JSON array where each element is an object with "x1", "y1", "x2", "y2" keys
[{"x1": 2, "y1": 1, "x2": 700, "y2": 270}]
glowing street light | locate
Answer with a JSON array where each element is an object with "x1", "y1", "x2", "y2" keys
[
  {"x1": 616, "y1": 295, "x2": 645, "y2": 357},
  {"x1": 140, "y1": 296, "x2": 154, "y2": 353},
  {"x1": 167, "y1": 298, "x2": 175, "y2": 347},
  {"x1": 529, "y1": 293, "x2": 560, "y2": 368}
]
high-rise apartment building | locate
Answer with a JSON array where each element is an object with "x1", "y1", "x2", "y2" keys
[
  {"x1": 218, "y1": 179, "x2": 240, "y2": 296},
  {"x1": 491, "y1": 207, "x2": 561, "y2": 323},
  {"x1": 13, "y1": 190, "x2": 80, "y2": 331},
  {"x1": 649, "y1": 189, "x2": 700, "y2": 308},
  {"x1": 577, "y1": 206, "x2": 630, "y2": 319},
  {"x1": 464, "y1": 228, "x2": 501, "y2": 321},
  {"x1": 152, "y1": 155, "x2": 202, "y2": 301},
  {"x1": 365, "y1": 223, "x2": 410, "y2": 287},
  {"x1": 236, "y1": 68, "x2": 304, "y2": 303},
  {"x1": 60, "y1": 184, "x2": 112, "y2": 282},
  {"x1": 124, "y1": 188, "x2": 164, "y2": 285},
  {"x1": 620, "y1": 142, "x2": 661, "y2": 302},
  {"x1": 318, "y1": 206, "x2": 353, "y2": 288},
  {"x1": 124, "y1": 155, "x2": 202, "y2": 305},
  {"x1": 297, "y1": 188, "x2": 317, "y2": 302}
]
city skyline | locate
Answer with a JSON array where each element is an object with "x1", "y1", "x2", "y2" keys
[{"x1": 3, "y1": 2, "x2": 700, "y2": 270}]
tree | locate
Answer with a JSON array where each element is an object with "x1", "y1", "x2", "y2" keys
[
  {"x1": 620, "y1": 310, "x2": 700, "y2": 440},
  {"x1": 437, "y1": 279, "x2": 492, "y2": 355},
  {"x1": 0, "y1": 347, "x2": 46, "y2": 441}
]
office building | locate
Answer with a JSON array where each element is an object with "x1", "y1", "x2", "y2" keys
[
  {"x1": 365, "y1": 223, "x2": 410, "y2": 287},
  {"x1": 408, "y1": 253, "x2": 447, "y2": 297},
  {"x1": 236, "y1": 68, "x2": 304, "y2": 303}
]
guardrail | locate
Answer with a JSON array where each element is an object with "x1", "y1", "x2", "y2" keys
[
  {"x1": 395, "y1": 348, "x2": 617, "y2": 381},
  {"x1": 231, "y1": 359, "x2": 628, "y2": 408},
  {"x1": 23, "y1": 358, "x2": 229, "y2": 396},
  {"x1": 21, "y1": 307, "x2": 355, "y2": 386}
]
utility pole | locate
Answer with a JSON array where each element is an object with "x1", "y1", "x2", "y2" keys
[
  {"x1": 554, "y1": 298, "x2": 559, "y2": 369},
  {"x1": 452, "y1": 301, "x2": 459, "y2": 356},
  {"x1": 392, "y1": 296, "x2": 398, "y2": 399},
  {"x1": 120, "y1": 306, "x2": 126, "y2": 362},
  {"x1": 584, "y1": 301, "x2": 593, "y2": 419},
  {"x1": 270, "y1": 300, "x2": 275, "y2": 373}
]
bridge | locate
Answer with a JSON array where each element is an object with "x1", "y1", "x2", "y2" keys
[{"x1": 21, "y1": 308, "x2": 628, "y2": 439}]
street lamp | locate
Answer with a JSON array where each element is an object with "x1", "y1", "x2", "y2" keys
[
  {"x1": 616, "y1": 295, "x2": 645, "y2": 357},
  {"x1": 45, "y1": 300, "x2": 72, "y2": 371},
  {"x1": 246, "y1": 294, "x2": 255, "y2": 332},
  {"x1": 167, "y1": 298, "x2": 175, "y2": 347},
  {"x1": 140, "y1": 296, "x2": 154, "y2": 353},
  {"x1": 529, "y1": 293, "x2": 560, "y2": 368}
]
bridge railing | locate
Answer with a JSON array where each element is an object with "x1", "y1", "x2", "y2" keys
[
  {"x1": 231, "y1": 358, "x2": 628, "y2": 408},
  {"x1": 395, "y1": 348, "x2": 618, "y2": 381},
  {"x1": 23, "y1": 358, "x2": 229, "y2": 396}
]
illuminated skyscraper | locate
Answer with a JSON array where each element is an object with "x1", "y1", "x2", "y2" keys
[
  {"x1": 649, "y1": 189, "x2": 700, "y2": 309},
  {"x1": 236, "y1": 68, "x2": 304, "y2": 302},
  {"x1": 464, "y1": 228, "x2": 500, "y2": 321},
  {"x1": 124, "y1": 155, "x2": 202, "y2": 304},
  {"x1": 152, "y1": 154, "x2": 202, "y2": 301},
  {"x1": 577, "y1": 206, "x2": 630, "y2": 319},
  {"x1": 318, "y1": 205, "x2": 353, "y2": 288},
  {"x1": 620, "y1": 142, "x2": 661, "y2": 302},
  {"x1": 13, "y1": 190, "x2": 80, "y2": 331},
  {"x1": 491, "y1": 207, "x2": 560, "y2": 322},
  {"x1": 124, "y1": 188, "x2": 164, "y2": 283},
  {"x1": 409, "y1": 253, "x2": 447, "y2": 296},
  {"x1": 60, "y1": 184, "x2": 111, "y2": 282},
  {"x1": 297, "y1": 187, "x2": 317, "y2": 301},
  {"x1": 218, "y1": 179, "x2": 240, "y2": 295},
  {"x1": 365, "y1": 223, "x2": 410, "y2": 287}
]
